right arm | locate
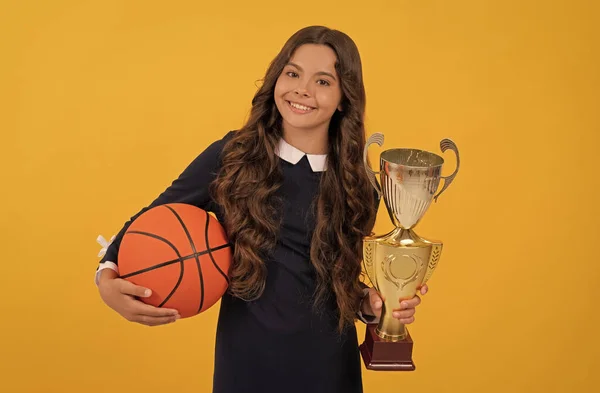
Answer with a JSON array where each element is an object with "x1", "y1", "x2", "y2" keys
[{"x1": 95, "y1": 131, "x2": 234, "y2": 326}]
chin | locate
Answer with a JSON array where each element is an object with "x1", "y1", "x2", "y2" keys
[{"x1": 282, "y1": 117, "x2": 320, "y2": 131}]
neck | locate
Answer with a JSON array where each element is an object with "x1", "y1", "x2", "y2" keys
[{"x1": 282, "y1": 123, "x2": 329, "y2": 154}]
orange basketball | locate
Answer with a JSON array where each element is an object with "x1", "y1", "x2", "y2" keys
[{"x1": 117, "y1": 203, "x2": 231, "y2": 318}]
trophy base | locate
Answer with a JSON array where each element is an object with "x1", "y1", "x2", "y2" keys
[{"x1": 359, "y1": 324, "x2": 416, "y2": 371}]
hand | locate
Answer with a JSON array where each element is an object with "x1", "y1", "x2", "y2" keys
[
  {"x1": 362, "y1": 284, "x2": 429, "y2": 324},
  {"x1": 98, "y1": 269, "x2": 180, "y2": 326}
]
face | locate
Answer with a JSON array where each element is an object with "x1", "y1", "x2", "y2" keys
[{"x1": 274, "y1": 44, "x2": 343, "y2": 134}]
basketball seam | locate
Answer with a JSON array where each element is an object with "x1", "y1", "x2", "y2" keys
[
  {"x1": 204, "y1": 210, "x2": 231, "y2": 285},
  {"x1": 163, "y1": 204, "x2": 205, "y2": 314},
  {"x1": 119, "y1": 243, "x2": 230, "y2": 278}
]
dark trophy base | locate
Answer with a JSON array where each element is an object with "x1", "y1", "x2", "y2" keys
[{"x1": 359, "y1": 324, "x2": 416, "y2": 371}]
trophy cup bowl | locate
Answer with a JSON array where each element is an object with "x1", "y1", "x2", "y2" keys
[{"x1": 359, "y1": 133, "x2": 460, "y2": 371}]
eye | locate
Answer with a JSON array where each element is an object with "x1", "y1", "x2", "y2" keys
[
  {"x1": 317, "y1": 79, "x2": 331, "y2": 86},
  {"x1": 286, "y1": 71, "x2": 299, "y2": 78}
]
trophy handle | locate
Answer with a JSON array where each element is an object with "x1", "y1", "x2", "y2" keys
[
  {"x1": 433, "y1": 138, "x2": 460, "y2": 202},
  {"x1": 363, "y1": 133, "x2": 384, "y2": 199}
]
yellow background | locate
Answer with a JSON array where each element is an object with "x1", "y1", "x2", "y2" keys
[{"x1": 1, "y1": 0, "x2": 598, "y2": 392}]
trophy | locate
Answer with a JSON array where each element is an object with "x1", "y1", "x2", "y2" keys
[{"x1": 359, "y1": 132, "x2": 460, "y2": 371}]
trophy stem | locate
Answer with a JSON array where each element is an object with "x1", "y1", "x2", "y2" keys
[{"x1": 375, "y1": 301, "x2": 408, "y2": 341}]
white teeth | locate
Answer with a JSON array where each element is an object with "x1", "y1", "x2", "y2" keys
[{"x1": 289, "y1": 102, "x2": 313, "y2": 111}]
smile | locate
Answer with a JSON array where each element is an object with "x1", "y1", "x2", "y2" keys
[{"x1": 287, "y1": 101, "x2": 316, "y2": 113}]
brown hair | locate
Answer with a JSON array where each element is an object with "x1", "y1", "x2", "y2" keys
[{"x1": 210, "y1": 26, "x2": 377, "y2": 332}]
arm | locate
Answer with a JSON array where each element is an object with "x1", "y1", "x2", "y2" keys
[
  {"x1": 94, "y1": 131, "x2": 235, "y2": 326},
  {"x1": 95, "y1": 131, "x2": 234, "y2": 284}
]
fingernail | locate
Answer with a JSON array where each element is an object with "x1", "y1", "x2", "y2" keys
[
  {"x1": 393, "y1": 312, "x2": 401, "y2": 318},
  {"x1": 144, "y1": 289, "x2": 151, "y2": 297},
  {"x1": 175, "y1": 314, "x2": 181, "y2": 319},
  {"x1": 401, "y1": 302, "x2": 408, "y2": 308},
  {"x1": 374, "y1": 300, "x2": 382, "y2": 309}
]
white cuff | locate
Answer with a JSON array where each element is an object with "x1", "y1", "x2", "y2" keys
[{"x1": 95, "y1": 261, "x2": 119, "y2": 286}]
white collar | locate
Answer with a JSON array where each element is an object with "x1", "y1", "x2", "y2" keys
[{"x1": 274, "y1": 137, "x2": 328, "y2": 172}]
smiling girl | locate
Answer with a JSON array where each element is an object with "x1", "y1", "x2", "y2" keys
[{"x1": 96, "y1": 25, "x2": 427, "y2": 393}]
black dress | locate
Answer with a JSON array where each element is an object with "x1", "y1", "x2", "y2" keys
[{"x1": 98, "y1": 131, "x2": 365, "y2": 393}]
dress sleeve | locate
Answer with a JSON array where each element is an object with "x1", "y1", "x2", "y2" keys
[{"x1": 95, "y1": 131, "x2": 235, "y2": 283}]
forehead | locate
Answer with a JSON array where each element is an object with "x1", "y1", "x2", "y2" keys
[{"x1": 289, "y1": 44, "x2": 338, "y2": 74}]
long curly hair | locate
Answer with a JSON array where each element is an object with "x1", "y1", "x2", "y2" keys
[{"x1": 210, "y1": 26, "x2": 377, "y2": 332}]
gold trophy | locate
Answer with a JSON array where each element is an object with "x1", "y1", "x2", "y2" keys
[{"x1": 359, "y1": 132, "x2": 460, "y2": 371}]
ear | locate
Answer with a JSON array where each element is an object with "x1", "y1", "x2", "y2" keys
[{"x1": 337, "y1": 103, "x2": 343, "y2": 112}]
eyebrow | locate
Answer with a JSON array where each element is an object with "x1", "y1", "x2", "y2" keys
[{"x1": 286, "y1": 62, "x2": 337, "y2": 81}]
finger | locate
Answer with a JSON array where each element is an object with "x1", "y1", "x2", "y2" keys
[
  {"x1": 392, "y1": 308, "x2": 415, "y2": 319},
  {"x1": 133, "y1": 301, "x2": 180, "y2": 317},
  {"x1": 398, "y1": 295, "x2": 421, "y2": 309},
  {"x1": 133, "y1": 314, "x2": 179, "y2": 326},
  {"x1": 119, "y1": 279, "x2": 152, "y2": 298},
  {"x1": 123, "y1": 295, "x2": 179, "y2": 317},
  {"x1": 420, "y1": 284, "x2": 429, "y2": 295},
  {"x1": 399, "y1": 316, "x2": 415, "y2": 324},
  {"x1": 369, "y1": 290, "x2": 383, "y2": 311}
]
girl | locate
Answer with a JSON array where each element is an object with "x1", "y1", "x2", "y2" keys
[{"x1": 96, "y1": 25, "x2": 428, "y2": 393}]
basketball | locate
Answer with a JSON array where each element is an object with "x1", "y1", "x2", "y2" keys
[{"x1": 117, "y1": 203, "x2": 232, "y2": 318}]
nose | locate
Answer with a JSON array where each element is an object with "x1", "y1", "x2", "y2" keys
[
  {"x1": 294, "y1": 89, "x2": 309, "y2": 97},
  {"x1": 294, "y1": 80, "x2": 312, "y2": 97},
  {"x1": 294, "y1": 88, "x2": 310, "y2": 97}
]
